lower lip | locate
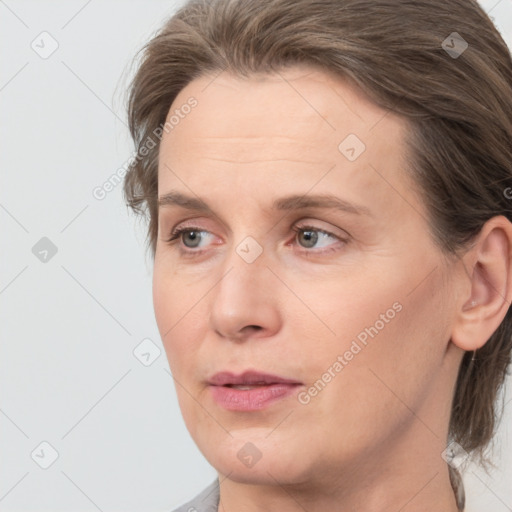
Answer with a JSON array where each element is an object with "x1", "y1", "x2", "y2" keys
[{"x1": 209, "y1": 383, "x2": 301, "y2": 411}]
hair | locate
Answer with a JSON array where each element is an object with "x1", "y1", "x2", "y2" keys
[{"x1": 123, "y1": 0, "x2": 512, "y2": 507}]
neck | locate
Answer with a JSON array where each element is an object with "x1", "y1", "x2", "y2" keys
[
  {"x1": 218, "y1": 462, "x2": 459, "y2": 512},
  {"x1": 217, "y1": 426, "x2": 461, "y2": 512}
]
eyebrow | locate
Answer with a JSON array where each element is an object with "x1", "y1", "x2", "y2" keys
[{"x1": 158, "y1": 191, "x2": 372, "y2": 216}]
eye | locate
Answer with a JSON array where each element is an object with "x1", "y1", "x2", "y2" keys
[
  {"x1": 165, "y1": 227, "x2": 215, "y2": 250},
  {"x1": 292, "y1": 224, "x2": 346, "y2": 252},
  {"x1": 164, "y1": 223, "x2": 347, "y2": 256}
]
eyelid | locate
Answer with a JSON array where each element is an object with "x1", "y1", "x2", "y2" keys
[
  {"x1": 293, "y1": 220, "x2": 350, "y2": 240},
  {"x1": 290, "y1": 223, "x2": 348, "y2": 253},
  {"x1": 166, "y1": 226, "x2": 217, "y2": 244},
  {"x1": 163, "y1": 216, "x2": 220, "y2": 240}
]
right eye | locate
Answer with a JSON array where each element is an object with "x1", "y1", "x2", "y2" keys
[{"x1": 165, "y1": 226, "x2": 217, "y2": 253}]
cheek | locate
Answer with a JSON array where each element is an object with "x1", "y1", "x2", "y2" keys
[
  {"x1": 153, "y1": 275, "x2": 208, "y2": 428},
  {"x1": 290, "y1": 280, "x2": 447, "y2": 464},
  {"x1": 338, "y1": 273, "x2": 449, "y2": 415},
  {"x1": 152, "y1": 265, "x2": 201, "y2": 371},
  {"x1": 152, "y1": 267, "x2": 174, "y2": 344},
  {"x1": 302, "y1": 264, "x2": 449, "y2": 408}
]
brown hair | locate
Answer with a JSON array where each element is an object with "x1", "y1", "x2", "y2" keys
[{"x1": 123, "y1": 0, "x2": 512, "y2": 506}]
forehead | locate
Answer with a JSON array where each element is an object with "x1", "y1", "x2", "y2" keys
[
  {"x1": 163, "y1": 65, "x2": 403, "y2": 149},
  {"x1": 157, "y1": 66, "x2": 419, "y2": 220},
  {"x1": 159, "y1": 65, "x2": 408, "y2": 172}
]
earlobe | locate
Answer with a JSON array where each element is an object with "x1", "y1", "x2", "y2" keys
[{"x1": 451, "y1": 216, "x2": 512, "y2": 352}]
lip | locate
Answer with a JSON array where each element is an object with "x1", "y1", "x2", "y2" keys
[
  {"x1": 208, "y1": 370, "x2": 302, "y2": 387},
  {"x1": 208, "y1": 370, "x2": 303, "y2": 411}
]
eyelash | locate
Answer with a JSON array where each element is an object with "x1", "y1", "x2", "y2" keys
[
  {"x1": 290, "y1": 225, "x2": 345, "y2": 255},
  {"x1": 165, "y1": 224, "x2": 347, "y2": 257}
]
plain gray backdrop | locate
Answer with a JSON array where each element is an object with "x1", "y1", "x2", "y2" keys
[{"x1": 1, "y1": 1, "x2": 512, "y2": 511}]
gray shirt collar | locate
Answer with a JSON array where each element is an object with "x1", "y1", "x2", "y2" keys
[{"x1": 171, "y1": 479, "x2": 219, "y2": 512}]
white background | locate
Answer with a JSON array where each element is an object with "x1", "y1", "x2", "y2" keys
[{"x1": 1, "y1": 1, "x2": 511, "y2": 510}]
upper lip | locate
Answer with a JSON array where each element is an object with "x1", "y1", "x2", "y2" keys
[{"x1": 208, "y1": 370, "x2": 302, "y2": 386}]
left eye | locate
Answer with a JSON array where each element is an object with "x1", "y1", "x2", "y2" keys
[{"x1": 293, "y1": 226, "x2": 339, "y2": 249}]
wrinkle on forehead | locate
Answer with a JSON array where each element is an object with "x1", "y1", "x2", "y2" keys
[{"x1": 158, "y1": 64, "x2": 424, "y2": 232}]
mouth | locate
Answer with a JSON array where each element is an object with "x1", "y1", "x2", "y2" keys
[
  {"x1": 207, "y1": 370, "x2": 303, "y2": 411},
  {"x1": 224, "y1": 384, "x2": 272, "y2": 390}
]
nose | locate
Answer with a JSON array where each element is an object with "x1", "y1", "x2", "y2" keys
[{"x1": 209, "y1": 247, "x2": 282, "y2": 342}]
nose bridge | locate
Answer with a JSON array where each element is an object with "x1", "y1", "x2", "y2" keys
[
  {"x1": 214, "y1": 236, "x2": 268, "y2": 313},
  {"x1": 209, "y1": 235, "x2": 281, "y2": 339}
]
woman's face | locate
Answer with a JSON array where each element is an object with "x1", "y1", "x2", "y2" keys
[{"x1": 153, "y1": 66, "x2": 463, "y2": 488}]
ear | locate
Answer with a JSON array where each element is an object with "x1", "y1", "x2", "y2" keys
[{"x1": 451, "y1": 215, "x2": 512, "y2": 352}]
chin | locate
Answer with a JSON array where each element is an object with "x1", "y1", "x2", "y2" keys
[
  {"x1": 213, "y1": 456, "x2": 311, "y2": 486},
  {"x1": 196, "y1": 431, "x2": 315, "y2": 486}
]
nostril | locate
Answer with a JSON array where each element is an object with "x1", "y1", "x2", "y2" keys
[
  {"x1": 215, "y1": 324, "x2": 267, "y2": 341},
  {"x1": 234, "y1": 325, "x2": 263, "y2": 339}
]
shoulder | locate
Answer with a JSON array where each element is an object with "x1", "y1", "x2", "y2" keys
[{"x1": 170, "y1": 479, "x2": 220, "y2": 512}]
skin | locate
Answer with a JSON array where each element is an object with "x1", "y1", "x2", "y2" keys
[{"x1": 153, "y1": 65, "x2": 512, "y2": 511}]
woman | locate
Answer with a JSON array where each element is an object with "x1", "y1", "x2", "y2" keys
[{"x1": 123, "y1": 0, "x2": 512, "y2": 510}]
